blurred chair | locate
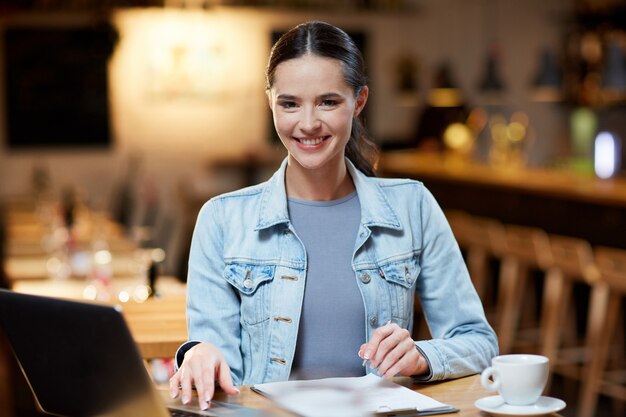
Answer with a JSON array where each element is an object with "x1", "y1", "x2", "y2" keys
[
  {"x1": 538, "y1": 235, "x2": 596, "y2": 392},
  {"x1": 446, "y1": 210, "x2": 506, "y2": 312},
  {"x1": 496, "y1": 224, "x2": 552, "y2": 354},
  {"x1": 578, "y1": 246, "x2": 626, "y2": 417}
]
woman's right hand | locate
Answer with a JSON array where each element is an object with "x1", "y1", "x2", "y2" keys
[{"x1": 169, "y1": 342, "x2": 240, "y2": 410}]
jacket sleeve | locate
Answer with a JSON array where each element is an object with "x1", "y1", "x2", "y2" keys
[
  {"x1": 179, "y1": 198, "x2": 244, "y2": 385},
  {"x1": 413, "y1": 186, "x2": 498, "y2": 381}
]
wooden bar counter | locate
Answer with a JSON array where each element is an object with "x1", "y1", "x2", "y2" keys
[{"x1": 380, "y1": 150, "x2": 626, "y2": 248}]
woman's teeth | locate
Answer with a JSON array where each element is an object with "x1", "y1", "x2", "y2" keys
[{"x1": 299, "y1": 137, "x2": 325, "y2": 145}]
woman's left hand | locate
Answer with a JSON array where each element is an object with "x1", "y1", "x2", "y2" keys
[{"x1": 358, "y1": 322, "x2": 429, "y2": 379}]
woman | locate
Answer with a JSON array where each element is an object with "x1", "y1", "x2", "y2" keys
[{"x1": 170, "y1": 21, "x2": 498, "y2": 410}]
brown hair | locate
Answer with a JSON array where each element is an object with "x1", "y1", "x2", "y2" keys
[{"x1": 265, "y1": 21, "x2": 378, "y2": 176}]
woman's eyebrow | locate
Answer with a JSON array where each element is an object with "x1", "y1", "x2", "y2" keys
[
  {"x1": 277, "y1": 94, "x2": 297, "y2": 100},
  {"x1": 276, "y1": 92, "x2": 343, "y2": 100}
]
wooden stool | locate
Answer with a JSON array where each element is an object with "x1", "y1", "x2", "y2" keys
[
  {"x1": 578, "y1": 246, "x2": 626, "y2": 417},
  {"x1": 539, "y1": 235, "x2": 596, "y2": 392},
  {"x1": 496, "y1": 224, "x2": 552, "y2": 355},
  {"x1": 445, "y1": 211, "x2": 505, "y2": 313}
]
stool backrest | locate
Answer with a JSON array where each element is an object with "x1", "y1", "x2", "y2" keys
[
  {"x1": 548, "y1": 234, "x2": 595, "y2": 281},
  {"x1": 451, "y1": 214, "x2": 505, "y2": 255},
  {"x1": 594, "y1": 246, "x2": 626, "y2": 294},
  {"x1": 503, "y1": 224, "x2": 552, "y2": 269}
]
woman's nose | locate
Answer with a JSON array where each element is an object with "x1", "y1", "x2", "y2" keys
[{"x1": 299, "y1": 107, "x2": 321, "y2": 132}]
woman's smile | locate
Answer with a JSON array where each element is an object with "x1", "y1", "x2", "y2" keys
[{"x1": 294, "y1": 135, "x2": 331, "y2": 147}]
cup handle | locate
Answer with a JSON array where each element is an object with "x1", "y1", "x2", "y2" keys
[{"x1": 480, "y1": 366, "x2": 501, "y2": 392}]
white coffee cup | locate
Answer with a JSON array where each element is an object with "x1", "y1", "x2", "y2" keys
[{"x1": 480, "y1": 354, "x2": 549, "y2": 406}]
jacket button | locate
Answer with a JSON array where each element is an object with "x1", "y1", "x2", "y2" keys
[
  {"x1": 370, "y1": 316, "x2": 377, "y2": 327},
  {"x1": 243, "y1": 279, "x2": 253, "y2": 289},
  {"x1": 360, "y1": 273, "x2": 371, "y2": 284}
]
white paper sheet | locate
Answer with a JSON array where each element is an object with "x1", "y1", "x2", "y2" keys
[{"x1": 252, "y1": 373, "x2": 453, "y2": 417}]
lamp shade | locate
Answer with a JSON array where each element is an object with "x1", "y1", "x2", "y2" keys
[
  {"x1": 533, "y1": 49, "x2": 561, "y2": 88},
  {"x1": 479, "y1": 51, "x2": 505, "y2": 92}
]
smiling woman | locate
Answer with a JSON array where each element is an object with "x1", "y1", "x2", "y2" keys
[{"x1": 169, "y1": 21, "x2": 497, "y2": 412}]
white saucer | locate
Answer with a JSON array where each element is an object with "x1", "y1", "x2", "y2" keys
[{"x1": 475, "y1": 395, "x2": 566, "y2": 416}]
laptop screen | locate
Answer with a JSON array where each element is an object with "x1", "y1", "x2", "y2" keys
[{"x1": 0, "y1": 289, "x2": 169, "y2": 417}]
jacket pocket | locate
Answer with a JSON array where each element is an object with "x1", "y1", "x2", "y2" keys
[
  {"x1": 378, "y1": 255, "x2": 420, "y2": 324},
  {"x1": 224, "y1": 263, "x2": 275, "y2": 326}
]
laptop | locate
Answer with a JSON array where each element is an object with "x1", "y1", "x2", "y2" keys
[{"x1": 0, "y1": 289, "x2": 271, "y2": 417}]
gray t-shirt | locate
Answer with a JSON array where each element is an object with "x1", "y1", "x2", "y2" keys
[{"x1": 288, "y1": 191, "x2": 365, "y2": 380}]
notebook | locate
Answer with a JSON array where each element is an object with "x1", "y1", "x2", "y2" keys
[
  {"x1": 252, "y1": 373, "x2": 459, "y2": 417},
  {"x1": 0, "y1": 289, "x2": 270, "y2": 417}
]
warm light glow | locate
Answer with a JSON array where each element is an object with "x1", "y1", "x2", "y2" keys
[
  {"x1": 110, "y1": 8, "x2": 268, "y2": 157},
  {"x1": 428, "y1": 88, "x2": 463, "y2": 107},
  {"x1": 83, "y1": 285, "x2": 98, "y2": 300},
  {"x1": 134, "y1": 9, "x2": 228, "y2": 100},
  {"x1": 508, "y1": 122, "x2": 526, "y2": 142},
  {"x1": 118, "y1": 290, "x2": 130, "y2": 303},
  {"x1": 133, "y1": 285, "x2": 151, "y2": 303},
  {"x1": 94, "y1": 250, "x2": 112, "y2": 265},
  {"x1": 594, "y1": 132, "x2": 620, "y2": 179},
  {"x1": 443, "y1": 123, "x2": 473, "y2": 153},
  {"x1": 46, "y1": 256, "x2": 71, "y2": 280},
  {"x1": 151, "y1": 248, "x2": 166, "y2": 263}
]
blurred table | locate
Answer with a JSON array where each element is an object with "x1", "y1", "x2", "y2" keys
[
  {"x1": 12, "y1": 275, "x2": 187, "y2": 359},
  {"x1": 5, "y1": 251, "x2": 146, "y2": 282},
  {"x1": 3, "y1": 198, "x2": 154, "y2": 285},
  {"x1": 380, "y1": 150, "x2": 626, "y2": 248}
]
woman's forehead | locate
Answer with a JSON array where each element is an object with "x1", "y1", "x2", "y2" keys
[{"x1": 272, "y1": 54, "x2": 349, "y2": 94}]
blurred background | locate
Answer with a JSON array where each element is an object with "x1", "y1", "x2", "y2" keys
[
  {"x1": 1, "y1": 0, "x2": 624, "y2": 275},
  {"x1": 0, "y1": 0, "x2": 626, "y2": 274},
  {"x1": 1, "y1": 1, "x2": 626, "y2": 417}
]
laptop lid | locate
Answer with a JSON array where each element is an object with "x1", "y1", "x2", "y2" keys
[
  {"x1": 0, "y1": 289, "x2": 171, "y2": 417},
  {"x1": 0, "y1": 290, "x2": 272, "y2": 417}
]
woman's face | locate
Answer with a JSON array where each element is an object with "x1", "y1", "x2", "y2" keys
[{"x1": 268, "y1": 54, "x2": 368, "y2": 173}]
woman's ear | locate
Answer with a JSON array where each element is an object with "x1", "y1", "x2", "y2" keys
[
  {"x1": 266, "y1": 90, "x2": 274, "y2": 111},
  {"x1": 354, "y1": 86, "x2": 369, "y2": 117}
]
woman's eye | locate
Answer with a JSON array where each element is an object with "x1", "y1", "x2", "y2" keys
[
  {"x1": 279, "y1": 101, "x2": 297, "y2": 109},
  {"x1": 321, "y1": 99, "x2": 338, "y2": 107}
]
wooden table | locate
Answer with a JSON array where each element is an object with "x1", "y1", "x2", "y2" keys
[
  {"x1": 380, "y1": 150, "x2": 626, "y2": 249},
  {"x1": 158, "y1": 374, "x2": 564, "y2": 416},
  {"x1": 4, "y1": 250, "x2": 149, "y2": 282},
  {"x1": 3, "y1": 200, "x2": 144, "y2": 283},
  {"x1": 12, "y1": 276, "x2": 188, "y2": 359}
]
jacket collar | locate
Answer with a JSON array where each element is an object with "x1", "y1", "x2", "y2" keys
[{"x1": 255, "y1": 158, "x2": 401, "y2": 231}]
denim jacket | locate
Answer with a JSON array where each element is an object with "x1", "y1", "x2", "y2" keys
[{"x1": 178, "y1": 158, "x2": 498, "y2": 385}]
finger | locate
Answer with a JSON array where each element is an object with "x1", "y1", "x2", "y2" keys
[
  {"x1": 364, "y1": 323, "x2": 396, "y2": 362},
  {"x1": 379, "y1": 338, "x2": 416, "y2": 377},
  {"x1": 179, "y1": 366, "x2": 194, "y2": 405},
  {"x1": 371, "y1": 326, "x2": 407, "y2": 368},
  {"x1": 197, "y1": 364, "x2": 215, "y2": 410},
  {"x1": 377, "y1": 335, "x2": 413, "y2": 375},
  {"x1": 383, "y1": 347, "x2": 418, "y2": 379},
  {"x1": 358, "y1": 343, "x2": 367, "y2": 359},
  {"x1": 169, "y1": 371, "x2": 181, "y2": 399},
  {"x1": 217, "y1": 359, "x2": 240, "y2": 396}
]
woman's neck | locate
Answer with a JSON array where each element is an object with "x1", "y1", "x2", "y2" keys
[{"x1": 285, "y1": 157, "x2": 355, "y2": 201}]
